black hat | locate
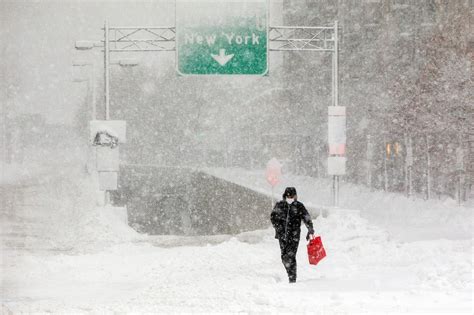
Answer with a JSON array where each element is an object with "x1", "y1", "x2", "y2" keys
[{"x1": 283, "y1": 187, "x2": 297, "y2": 198}]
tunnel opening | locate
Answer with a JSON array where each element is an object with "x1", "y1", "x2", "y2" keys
[{"x1": 111, "y1": 165, "x2": 272, "y2": 235}]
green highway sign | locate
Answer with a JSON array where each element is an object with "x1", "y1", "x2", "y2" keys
[{"x1": 176, "y1": 0, "x2": 268, "y2": 75}]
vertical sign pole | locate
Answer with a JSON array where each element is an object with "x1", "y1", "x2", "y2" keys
[
  {"x1": 104, "y1": 19, "x2": 111, "y2": 206},
  {"x1": 332, "y1": 20, "x2": 339, "y2": 207},
  {"x1": 426, "y1": 135, "x2": 431, "y2": 199},
  {"x1": 334, "y1": 20, "x2": 339, "y2": 108},
  {"x1": 456, "y1": 140, "x2": 464, "y2": 205},
  {"x1": 91, "y1": 62, "x2": 97, "y2": 120},
  {"x1": 90, "y1": 63, "x2": 97, "y2": 176},
  {"x1": 104, "y1": 19, "x2": 111, "y2": 121},
  {"x1": 331, "y1": 23, "x2": 335, "y2": 206},
  {"x1": 408, "y1": 136, "x2": 413, "y2": 198},
  {"x1": 458, "y1": 171, "x2": 461, "y2": 205},
  {"x1": 404, "y1": 132, "x2": 408, "y2": 195},
  {"x1": 383, "y1": 135, "x2": 387, "y2": 191},
  {"x1": 271, "y1": 186, "x2": 274, "y2": 208},
  {"x1": 366, "y1": 134, "x2": 372, "y2": 187}
]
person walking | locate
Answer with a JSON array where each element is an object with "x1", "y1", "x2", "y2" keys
[{"x1": 271, "y1": 187, "x2": 314, "y2": 283}]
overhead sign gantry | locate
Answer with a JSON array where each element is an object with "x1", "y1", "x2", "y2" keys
[{"x1": 75, "y1": 3, "x2": 344, "y2": 205}]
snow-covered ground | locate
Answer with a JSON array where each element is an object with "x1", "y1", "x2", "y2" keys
[{"x1": 1, "y1": 166, "x2": 472, "y2": 313}]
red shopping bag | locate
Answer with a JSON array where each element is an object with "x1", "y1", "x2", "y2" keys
[{"x1": 307, "y1": 235, "x2": 326, "y2": 265}]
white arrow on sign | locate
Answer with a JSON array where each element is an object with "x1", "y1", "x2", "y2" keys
[{"x1": 211, "y1": 49, "x2": 234, "y2": 66}]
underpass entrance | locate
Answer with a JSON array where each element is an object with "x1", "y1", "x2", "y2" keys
[{"x1": 111, "y1": 165, "x2": 272, "y2": 235}]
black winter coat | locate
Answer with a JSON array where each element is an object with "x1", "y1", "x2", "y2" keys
[{"x1": 271, "y1": 200, "x2": 314, "y2": 242}]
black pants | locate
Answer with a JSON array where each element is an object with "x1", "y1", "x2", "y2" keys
[{"x1": 278, "y1": 237, "x2": 299, "y2": 282}]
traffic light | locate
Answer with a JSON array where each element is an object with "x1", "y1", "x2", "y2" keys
[{"x1": 386, "y1": 142, "x2": 402, "y2": 158}]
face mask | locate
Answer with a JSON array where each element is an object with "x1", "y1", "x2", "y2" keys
[{"x1": 286, "y1": 198, "x2": 294, "y2": 204}]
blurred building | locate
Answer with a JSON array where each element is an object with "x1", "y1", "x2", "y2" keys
[{"x1": 280, "y1": 0, "x2": 471, "y2": 197}]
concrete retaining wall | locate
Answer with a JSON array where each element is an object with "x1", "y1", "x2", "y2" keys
[{"x1": 111, "y1": 165, "x2": 273, "y2": 235}]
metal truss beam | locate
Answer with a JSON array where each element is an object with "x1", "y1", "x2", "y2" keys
[
  {"x1": 93, "y1": 25, "x2": 336, "y2": 53},
  {"x1": 106, "y1": 26, "x2": 176, "y2": 52},
  {"x1": 268, "y1": 26, "x2": 335, "y2": 52}
]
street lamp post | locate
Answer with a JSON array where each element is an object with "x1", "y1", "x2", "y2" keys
[
  {"x1": 72, "y1": 58, "x2": 138, "y2": 119},
  {"x1": 104, "y1": 20, "x2": 111, "y2": 120},
  {"x1": 72, "y1": 61, "x2": 96, "y2": 120},
  {"x1": 72, "y1": 61, "x2": 98, "y2": 176},
  {"x1": 74, "y1": 20, "x2": 138, "y2": 120}
]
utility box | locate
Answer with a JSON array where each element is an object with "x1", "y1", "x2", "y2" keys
[
  {"x1": 99, "y1": 171, "x2": 118, "y2": 191},
  {"x1": 96, "y1": 146, "x2": 120, "y2": 171},
  {"x1": 328, "y1": 156, "x2": 346, "y2": 175},
  {"x1": 91, "y1": 120, "x2": 125, "y2": 191}
]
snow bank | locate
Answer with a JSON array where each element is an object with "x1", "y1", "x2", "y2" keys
[
  {"x1": 204, "y1": 168, "x2": 473, "y2": 241},
  {"x1": 49, "y1": 172, "x2": 146, "y2": 253},
  {"x1": 2, "y1": 165, "x2": 145, "y2": 253},
  {"x1": 336, "y1": 182, "x2": 473, "y2": 241}
]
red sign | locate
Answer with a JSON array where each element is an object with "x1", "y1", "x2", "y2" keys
[
  {"x1": 265, "y1": 158, "x2": 282, "y2": 187},
  {"x1": 329, "y1": 143, "x2": 346, "y2": 155}
]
